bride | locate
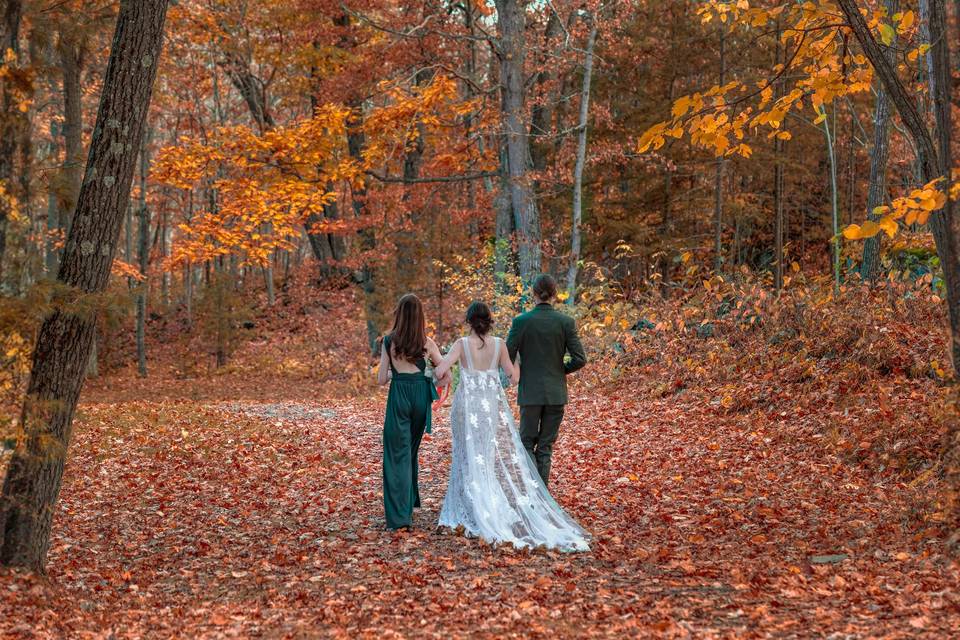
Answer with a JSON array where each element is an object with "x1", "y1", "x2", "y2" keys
[{"x1": 433, "y1": 301, "x2": 589, "y2": 552}]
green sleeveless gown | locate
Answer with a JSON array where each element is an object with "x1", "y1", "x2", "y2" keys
[{"x1": 382, "y1": 335, "x2": 439, "y2": 529}]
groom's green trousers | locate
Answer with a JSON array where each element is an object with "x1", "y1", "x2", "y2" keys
[{"x1": 519, "y1": 405, "x2": 565, "y2": 486}]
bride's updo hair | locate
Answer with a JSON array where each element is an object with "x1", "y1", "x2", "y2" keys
[{"x1": 466, "y1": 301, "x2": 493, "y2": 348}]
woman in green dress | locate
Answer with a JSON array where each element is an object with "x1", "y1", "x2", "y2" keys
[{"x1": 376, "y1": 294, "x2": 446, "y2": 529}]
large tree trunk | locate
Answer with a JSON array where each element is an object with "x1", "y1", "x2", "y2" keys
[
  {"x1": 495, "y1": 0, "x2": 541, "y2": 284},
  {"x1": 566, "y1": 17, "x2": 598, "y2": 302},
  {"x1": 861, "y1": 0, "x2": 899, "y2": 281},
  {"x1": 0, "y1": 0, "x2": 22, "y2": 284},
  {"x1": 0, "y1": 0, "x2": 169, "y2": 572}
]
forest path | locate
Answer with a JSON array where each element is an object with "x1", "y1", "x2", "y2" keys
[{"x1": 2, "y1": 393, "x2": 958, "y2": 638}]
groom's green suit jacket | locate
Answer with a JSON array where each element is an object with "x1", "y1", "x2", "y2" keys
[{"x1": 506, "y1": 303, "x2": 587, "y2": 406}]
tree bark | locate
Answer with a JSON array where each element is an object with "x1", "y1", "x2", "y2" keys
[
  {"x1": 566, "y1": 17, "x2": 598, "y2": 302},
  {"x1": 529, "y1": 10, "x2": 564, "y2": 174},
  {"x1": 0, "y1": 0, "x2": 22, "y2": 283},
  {"x1": 347, "y1": 114, "x2": 380, "y2": 353},
  {"x1": 57, "y1": 32, "x2": 84, "y2": 243},
  {"x1": 394, "y1": 67, "x2": 432, "y2": 296},
  {"x1": 306, "y1": 39, "x2": 348, "y2": 278},
  {"x1": 820, "y1": 106, "x2": 841, "y2": 295},
  {"x1": 713, "y1": 29, "x2": 725, "y2": 273},
  {"x1": 263, "y1": 263, "x2": 275, "y2": 306},
  {"x1": 160, "y1": 208, "x2": 169, "y2": 306},
  {"x1": 220, "y1": 51, "x2": 274, "y2": 133},
  {"x1": 861, "y1": 0, "x2": 899, "y2": 281},
  {"x1": 45, "y1": 121, "x2": 59, "y2": 275},
  {"x1": 0, "y1": 0, "x2": 169, "y2": 572},
  {"x1": 136, "y1": 128, "x2": 150, "y2": 377},
  {"x1": 495, "y1": 0, "x2": 542, "y2": 284},
  {"x1": 773, "y1": 20, "x2": 785, "y2": 291},
  {"x1": 304, "y1": 189, "x2": 346, "y2": 276}
]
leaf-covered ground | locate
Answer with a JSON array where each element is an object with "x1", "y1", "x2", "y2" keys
[
  {"x1": 2, "y1": 386, "x2": 958, "y2": 638},
  {"x1": 3, "y1": 278, "x2": 960, "y2": 637}
]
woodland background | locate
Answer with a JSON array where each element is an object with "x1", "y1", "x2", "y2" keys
[{"x1": 0, "y1": 0, "x2": 959, "y2": 637}]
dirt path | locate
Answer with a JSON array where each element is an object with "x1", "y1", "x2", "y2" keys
[{"x1": 1, "y1": 394, "x2": 958, "y2": 638}]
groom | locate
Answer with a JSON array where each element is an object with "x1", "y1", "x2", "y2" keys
[{"x1": 507, "y1": 274, "x2": 587, "y2": 486}]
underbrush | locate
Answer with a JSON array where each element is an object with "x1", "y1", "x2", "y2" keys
[{"x1": 592, "y1": 272, "x2": 957, "y2": 534}]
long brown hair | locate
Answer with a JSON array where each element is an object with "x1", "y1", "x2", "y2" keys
[{"x1": 387, "y1": 293, "x2": 426, "y2": 361}]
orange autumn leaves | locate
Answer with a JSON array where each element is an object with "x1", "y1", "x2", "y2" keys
[
  {"x1": 153, "y1": 105, "x2": 350, "y2": 267},
  {"x1": 153, "y1": 76, "x2": 480, "y2": 269},
  {"x1": 637, "y1": 2, "x2": 881, "y2": 159},
  {"x1": 636, "y1": 1, "x2": 947, "y2": 244}
]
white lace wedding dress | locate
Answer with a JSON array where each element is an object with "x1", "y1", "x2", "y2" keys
[{"x1": 438, "y1": 337, "x2": 590, "y2": 551}]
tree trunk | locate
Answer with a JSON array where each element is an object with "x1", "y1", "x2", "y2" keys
[
  {"x1": 16, "y1": 65, "x2": 32, "y2": 290},
  {"x1": 394, "y1": 67, "x2": 432, "y2": 296},
  {"x1": 220, "y1": 51, "x2": 274, "y2": 133},
  {"x1": 85, "y1": 334, "x2": 98, "y2": 378},
  {"x1": 495, "y1": 0, "x2": 541, "y2": 284},
  {"x1": 713, "y1": 30, "x2": 725, "y2": 273},
  {"x1": 0, "y1": 0, "x2": 169, "y2": 572},
  {"x1": 494, "y1": 157, "x2": 515, "y2": 298},
  {"x1": 529, "y1": 10, "x2": 564, "y2": 174},
  {"x1": 184, "y1": 262, "x2": 193, "y2": 325},
  {"x1": 45, "y1": 121, "x2": 60, "y2": 276},
  {"x1": 566, "y1": 18, "x2": 598, "y2": 302},
  {"x1": 306, "y1": 42, "x2": 347, "y2": 277},
  {"x1": 820, "y1": 106, "x2": 841, "y2": 295},
  {"x1": 659, "y1": 73, "x2": 678, "y2": 299},
  {"x1": 304, "y1": 182, "x2": 345, "y2": 278},
  {"x1": 160, "y1": 208, "x2": 169, "y2": 306},
  {"x1": 348, "y1": 116, "x2": 380, "y2": 353},
  {"x1": 263, "y1": 264, "x2": 275, "y2": 306},
  {"x1": 57, "y1": 33, "x2": 84, "y2": 243},
  {"x1": 861, "y1": 0, "x2": 899, "y2": 281},
  {"x1": 136, "y1": 128, "x2": 150, "y2": 377},
  {"x1": 124, "y1": 202, "x2": 133, "y2": 287},
  {"x1": 773, "y1": 21, "x2": 785, "y2": 291},
  {"x1": 214, "y1": 262, "x2": 227, "y2": 368},
  {"x1": 0, "y1": 0, "x2": 22, "y2": 283}
]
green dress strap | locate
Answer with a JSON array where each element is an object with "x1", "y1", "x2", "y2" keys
[{"x1": 384, "y1": 335, "x2": 439, "y2": 433}]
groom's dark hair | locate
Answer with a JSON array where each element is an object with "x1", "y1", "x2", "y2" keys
[{"x1": 532, "y1": 274, "x2": 557, "y2": 302}]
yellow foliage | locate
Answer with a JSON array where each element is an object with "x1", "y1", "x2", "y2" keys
[
  {"x1": 640, "y1": 1, "x2": 895, "y2": 161},
  {"x1": 844, "y1": 179, "x2": 954, "y2": 242}
]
